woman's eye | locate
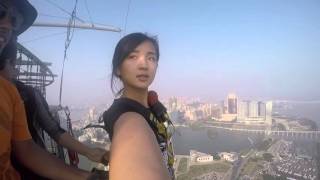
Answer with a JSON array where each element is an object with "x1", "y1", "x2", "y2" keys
[
  {"x1": 148, "y1": 56, "x2": 156, "y2": 61},
  {"x1": 128, "y1": 55, "x2": 137, "y2": 60}
]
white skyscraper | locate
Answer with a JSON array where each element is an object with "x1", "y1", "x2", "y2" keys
[
  {"x1": 238, "y1": 101, "x2": 249, "y2": 120},
  {"x1": 265, "y1": 101, "x2": 273, "y2": 126},
  {"x1": 249, "y1": 101, "x2": 259, "y2": 118}
]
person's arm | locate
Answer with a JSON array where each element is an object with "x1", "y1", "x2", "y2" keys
[
  {"x1": 32, "y1": 89, "x2": 108, "y2": 163},
  {"x1": 110, "y1": 112, "x2": 171, "y2": 180},
  {"x1": 10, "y1": 85, "x2": 90, "y2": 180},
  {"x1": 12, "y1": 139, "x2": 90, "y2": 180},
  {"x1": 57, "y1": 132, "x2": 108, "y2": 163}
]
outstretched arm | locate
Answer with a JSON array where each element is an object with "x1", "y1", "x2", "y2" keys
[
  {"x1": 13, "y1": 139, "x2": 90, "y2": 180},
  {"x1": 109, "y1": 112, "x2": 171, "y2": 180},
  {"x1": 33, "y1": 89, "x2": 108, "y2": 163}
]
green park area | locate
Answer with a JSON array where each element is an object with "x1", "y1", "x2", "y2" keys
[
  {"x1": 239, "y1": 157, "x2": 264, "y2": 177},
  {"x1": 177, "y1": 158, "x2": 188, "y2": 174}
]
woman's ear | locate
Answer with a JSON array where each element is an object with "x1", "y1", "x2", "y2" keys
[{"x1": 116, "y1": 68, "x2": 121, "y2": 77}]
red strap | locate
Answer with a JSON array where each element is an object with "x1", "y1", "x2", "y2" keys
[{"x1": 68, "y1": 150, "x2": 79, "y2": 167}]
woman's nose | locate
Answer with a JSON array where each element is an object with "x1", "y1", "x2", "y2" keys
[{"x1": 137, "y1": 56, "x2": 148, "y2": 69}]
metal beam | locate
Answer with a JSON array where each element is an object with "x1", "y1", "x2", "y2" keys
[
  {"x1": 19, "y1": 72, "x2": 57, "y2": 77},
  {"x1": 17, "y1": 60, "x2": 52, "y2": 66},
  {"x1": 17, "y1": 78, "x2": 54, "y2": 82},
  {"x1": 33, "y1": 22, "x2": 121, "y2": 32}
]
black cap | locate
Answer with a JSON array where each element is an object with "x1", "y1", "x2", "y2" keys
[{"x1": 11, "y1": 0, "x2": 38, "y2": 35}]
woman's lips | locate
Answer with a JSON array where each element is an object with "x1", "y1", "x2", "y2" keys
[{"x1": 136, "y1": 74, "x2": 149, "y2": 81}]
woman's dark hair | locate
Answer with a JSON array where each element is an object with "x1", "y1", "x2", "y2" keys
[
  {"x1": 0, "y1": 37, "x2": 18, "y2": 70},
  {"x1": 111, "y1": 32, "x2": 159, "y2": 96}
]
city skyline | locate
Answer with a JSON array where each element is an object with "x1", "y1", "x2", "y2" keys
[{"x1": 19, "y1": 0, "x2": 320, "y2": 106}]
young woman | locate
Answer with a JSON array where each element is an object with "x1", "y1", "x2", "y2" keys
[{"x1": 103, "y1": 33, "x2": 175, "y2": 180}]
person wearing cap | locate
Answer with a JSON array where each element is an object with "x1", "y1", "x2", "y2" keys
[
  {"x1": 0, "y1": 1, "x2": 98, "y2": 179},
  {"x1": 1, "y1": 36, "x2": 109, "y2": 179}
]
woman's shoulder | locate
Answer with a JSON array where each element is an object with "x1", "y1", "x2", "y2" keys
[
  {"x1": 107, "y1": 98, "x2": 150, "y2": 116},
  {"x1": 103, "y1": 98, "x2": 150, "y2": 140}
]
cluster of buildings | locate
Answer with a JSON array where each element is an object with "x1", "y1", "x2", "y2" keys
[
  {"x1": 265, "y1": 140, "x2": 317, "y2": 180},
  {"x1": 273, "y1": 157, "x2": 317, "y2": 180},
  {"x1": 222, "y1": 93, "x2": 273, "y2": 125},
  {"x1": 72, "y1": 106, "x2": 109, "y2": 144},
  {"x1": 167, "y1": 93, "x2": 273, "y2": 125},
  {"x1": 190, "y1": 150, "x2": 238, "y2": 164},
  {"x1": 167, "y1": 97, "x2": 220, "y2": 122}
]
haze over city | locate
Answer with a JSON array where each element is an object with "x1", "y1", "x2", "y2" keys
[{"x1": 19, "y1": 0, "x2": 320, "y2": 106}]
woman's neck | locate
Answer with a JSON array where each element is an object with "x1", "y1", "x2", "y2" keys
[{"x1": 122, "y1": 87, "x2": 149, "y2": 108}]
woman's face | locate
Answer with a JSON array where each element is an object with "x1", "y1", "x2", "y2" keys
[{"x1": 118, "y1": 40, "x2": 158, "y2": 91}]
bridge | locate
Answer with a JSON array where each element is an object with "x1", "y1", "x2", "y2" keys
[{"x1": 175, "y1": 124, "x2": 320, "y2": 140}]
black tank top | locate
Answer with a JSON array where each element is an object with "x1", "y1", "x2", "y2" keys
[{"x1": 103, "y1": 97, "x2": 157, "y2": 140}]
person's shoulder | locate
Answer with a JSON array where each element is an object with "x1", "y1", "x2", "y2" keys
[
  {"x1": 103, "y1": 98, "x2": 150, "y2": 139},
  {"x1": 1, "y1": 76, "x2": 15, "y2": 90},
  {"x1": 0, "y1": 76, "x2": 20, "y2": 100},
  {"x1": 113, "y1": 111, "x2": 151, "y2": 135},
  {"x1": 14, "y1": 80, "x2": 36, "y2": 92},
  {"x1": 14, "y1": 80, "x2": 37, "y2": 101},
  {"x1": 112, "y1": 97, "x2": 143, "y2": 108},
  {"x1": 103, "y1": 99, "x2": 128, "y2": 123},
  {"x1": 117, "y1": 111, "x2": 147, "y2": 125},
  {"x1": 107, "y1": 98, "x2": 150, "y2": 121}
]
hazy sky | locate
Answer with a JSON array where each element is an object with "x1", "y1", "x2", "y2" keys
[{"x1": 19, "y1": 0, "x2": 320, "y2": 106}]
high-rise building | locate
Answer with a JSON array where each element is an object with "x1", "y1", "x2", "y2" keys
[
  {"x1": 168, "y1": 97, "x2": 178, "y2": 111},
  {"x1": 88, "y1": 106, "x2": 97, "y2": 122},
  {"x1": 220, "y1": 100, "x2": 227, "y2": 114},
  {"x1": 238, "y1": 100, "x2": 249, "y2": 119},
  {"x1": 227, "y1": 93, "x2": 237, "y2": 114},
  {"x1": 236, "y1": 98, "x2": 272, "y2": 125},
  {"x1": 248, "y1": 101, "x2": 259, "y2": 118},
  {"x1": 265, "y1": 101, "x2": 273, "y2": 126},
  {"x1": 258, "y1": 101, "x2": 266, "y2": 118}
]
